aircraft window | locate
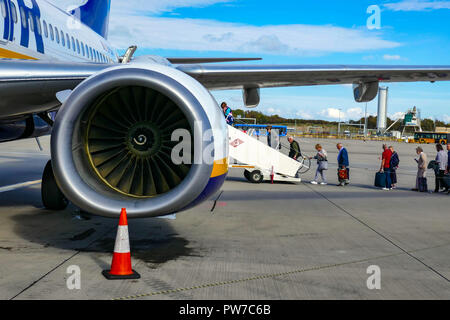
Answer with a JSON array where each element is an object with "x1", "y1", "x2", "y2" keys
[
  {"x1": 42, "y1": 20, "x2": 48, "y2": 38},
  {"x1": 1, "y1": 0, "x2": 6, "y2": 19},
  {"x1": 10, "y1": 2, "x2": 17, "y2": 23},
  {"x1": 85, "y1": 44, "x2": 89, "y2": 58},
  {"x1": 60, "y1": 30, "x2": 65, "y2": 46},
  {"x1": 71, "y1": 37, "x2": 75, "y2": 51},
  {"x1": 89, "y1": 47, "x2": 93, "y2": 60},
  {"x1": 49, "y1": 24, "x2": 54, "y2": 41},
  {"x1": 76, "y1": 39, "x2": 80, "y2": 54},
  {"x1": 66, "y1": 34, "x2": 70, "y2": 49},
  {"x1": 35, "y1": 17, "x2": 42, "y2": 36},
  {"x1": 55, "y1": 26, "x2": 59, "y2": 43},
  {"x1": 20, "y1": 7, "x2": 27, "y2": 28},
  {"x1": 81, "y1": 41, "x2": 85, "y2": 56},
  {"x1": 28, "y1": 14, "x2": 34, "y2": 32}
]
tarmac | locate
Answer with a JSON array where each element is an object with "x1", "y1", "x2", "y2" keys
[{"x1": 0, "y1": 136, "x2": 449, "y2": 300}]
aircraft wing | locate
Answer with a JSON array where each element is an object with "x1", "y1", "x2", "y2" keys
[
  {"x1": 2, "y1": 60, "x2": 450, "y2": 118},
  {"x1": 177, "y1": 64, "x2": 450, "y2": 90},
  {"x1": 0, "y1": 60, "x2": 108, "y2": 118}
]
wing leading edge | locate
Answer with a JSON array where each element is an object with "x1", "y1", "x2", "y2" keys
[{"x1": 177, "y1": 64, "x2": 450, "y2": 90}]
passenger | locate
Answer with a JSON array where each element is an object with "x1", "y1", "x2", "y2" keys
[
  {"x1": 309, "y1": 144, "x2": 328, "y2": 185},
  {"x1": 336, "y1": 143, "x2": 350, "y2": 186},
  {"x1": 267, "y1": 126, "x2": 272, "y2": 147},
  {"x1": 413, "y1": 146, "x2": 427, "y2": 192},
  {"x1": 287, "y1": 136, "x2": 302, "y2": 160},
  {"x1": 389, "y1": 146, "x2": 400, "y2": 189},
  {"x1": 379, "y1": 144, "x2": 393, "y2": 190},
  {"x1": 434, "y1": 144, "x2": 448, "y2": 193},
  {"x1": 446, "y1": 143, "x2": 450, "y2": 193},
  {"x1": 221, "y1": 102, "x2": 234, "y2": 126}
]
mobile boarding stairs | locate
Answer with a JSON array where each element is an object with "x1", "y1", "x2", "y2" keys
[{"x1": 228, "y1": 126, "x2": 310, "y2": 184}]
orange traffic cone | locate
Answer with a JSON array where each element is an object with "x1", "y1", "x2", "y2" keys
[{"x1": 102, "y1": 208, "x2": 140, "y2": 280}]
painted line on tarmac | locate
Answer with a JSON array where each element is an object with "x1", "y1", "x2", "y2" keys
[
  {"x1": 9, "y1": 225, "x2": 117, "y2": 300},
  {"x1": 305, "y1": 183, "x2": 450, "y2": 283},
  {"x1": 112, "y1": 242, "x2": 450, "y2": 300},
  {"x1": 0, "y1": 180, "x2": 42, "y2": 193}
]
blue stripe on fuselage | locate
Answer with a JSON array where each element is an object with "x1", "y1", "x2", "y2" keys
[
  {"x1": 182, "y1": 173, "x2": 228, "y2": 211},
  {"x1": 16, "y1": 0, "x2": 44, "y2": 53}
]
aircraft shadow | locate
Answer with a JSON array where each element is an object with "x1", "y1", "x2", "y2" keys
[{"x1": 5, "y1": 187, "x2": 199, "y2": 269}]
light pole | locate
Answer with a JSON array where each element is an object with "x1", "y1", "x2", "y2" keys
[
  {"x1": 364, "y1": 102, "x2": 368, "y2": 137},
  {"x1": 338, "y1": 108, "x2": 342, "y2": 136}
]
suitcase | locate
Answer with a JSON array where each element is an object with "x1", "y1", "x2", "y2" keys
[
  {"x1": 418, "y1": 177, "x2": 428, "y2": 192},
  {"x1": 442, "y1": 174, "x2": 450, "y2": 189},
  {"x1": 374, "y1": 172, "x2": 386, "y2": 188}
]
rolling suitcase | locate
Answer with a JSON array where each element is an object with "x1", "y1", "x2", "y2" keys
[
  {"x1": 374, "y1": 172, "x2": 386, "y2": 188},
  {"x1": 442, "y1": 174, "x2": 450, "y2": 189},
  {"x1": 418, "y1": 177, "x2": 428, "y2": 192}
]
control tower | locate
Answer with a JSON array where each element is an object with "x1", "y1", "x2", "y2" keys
[{"x1": 401, "y1": 106, "x2": 422, "y2": 136}]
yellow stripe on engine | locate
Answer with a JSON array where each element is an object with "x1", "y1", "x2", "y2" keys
[
  {"x1": 0, "y1": 48, "x2": 38, "y2": 60},
  {"x1": 211, "y1": 158, "x2": 228, "y2": 178}
]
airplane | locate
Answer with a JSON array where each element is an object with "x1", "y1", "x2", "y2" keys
[{"x1": 1, "y1": 0, "x2": 449, "y2": 219}]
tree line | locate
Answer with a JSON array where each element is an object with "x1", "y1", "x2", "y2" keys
[{"x1": 233, "y1": 109, "x2": 449, "y2": 131}]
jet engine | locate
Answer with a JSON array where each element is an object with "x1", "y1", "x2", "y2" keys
[{"x1": 50, "y1": 64, "x2": 228, "y2": 218}]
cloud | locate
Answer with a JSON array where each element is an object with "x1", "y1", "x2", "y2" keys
[
  {"x1": 390, "y1": 112, "x2": 405, "y2": 120},
  {"x1": 296, "y1": 111, "x2": 314, "y2": 120},
  {"x1": 108, "y1": 17, "x2": 401, "y2": 55},
  {"x1": 444, "y1": 114, "x2": 450, "y2": 123},
  {"x1": 384, "y1": 0, "x2": 450, "y2": 11},
  {"x1": 318, "y1": 107, "x2": 363, "y2": 120},
  {"x1": 319, "y1": 108, "x2": 344, "y2": 119},
  {"x1": 383, "y1": 54, "x2": 402, "y2": 60},
  {"x1": 265, "y1": 107, "x2": 282, "y2": 114},
  {"x1": 49, "y1": 0, "x2": 401, "y2": 56},
  {"x1": 346, "y1": 107, "x2": 364, "y2": 119}
]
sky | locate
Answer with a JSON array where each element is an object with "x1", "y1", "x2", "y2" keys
[{"x1": 54, "y1": 0, "x2": 450, "y2": 123}]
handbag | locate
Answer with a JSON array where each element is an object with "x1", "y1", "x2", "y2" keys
[
  {"x1": 338, "y1": 168, "x2": 348, "y2": 180},
  {"x1": 318, "y1": 161, "x2": 328, "y2": 171}
]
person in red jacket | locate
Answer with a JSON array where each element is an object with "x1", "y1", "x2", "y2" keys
[{"x1": 380, "y1": 144, "x2": 393, "y2": 190}]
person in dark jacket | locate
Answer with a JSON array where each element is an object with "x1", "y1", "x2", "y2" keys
[
  {"x1": 389, "y1": 146, "x2": 400, "y2": 189},
  {"x1": 287, "y1": 136, "x2": 302, "y2": 160},
  {"x1": 434, "y1": 144, "x2": 448, "y2": 193},
  {"x1": 336, "y1": 143, "x2": 349, "y2": 186},
  {"x1": 267, "y1": 126, "x2": 272, "y2": 147},
  {"x1": 445, "y1": 143, "x2": 450, "y2": 193}
]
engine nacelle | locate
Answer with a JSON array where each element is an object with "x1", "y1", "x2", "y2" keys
[
  {"x1": 353, "y1": 80, "x2": 379, "y2": 103},
  {"x1": 51, "y1": 64, "x2": 228, "y2": 218}
]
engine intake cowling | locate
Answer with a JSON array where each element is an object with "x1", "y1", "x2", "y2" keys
[{"x1": 51, "y1": 64, "x2": 228, "y2": 218}]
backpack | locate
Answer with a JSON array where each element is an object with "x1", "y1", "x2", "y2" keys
[{"x1": 390, "y1": 152, "x2": 399, "y2": 168}]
